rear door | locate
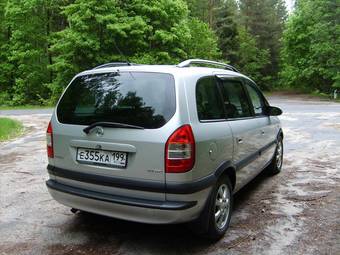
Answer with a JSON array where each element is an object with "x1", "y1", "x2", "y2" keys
[
  {"x1": 218, "y1": 77, "x2": 264, "y2": 192},
  {"x1": 243, "y1": 79, "x2": 277, "y2": 168},
  {"x1": 51, "y1": 72, "x2": 177, "y2": 200}
]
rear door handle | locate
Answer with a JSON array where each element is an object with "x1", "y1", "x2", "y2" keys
[
  {"x1": 261, "y1": 130, "x2": 265, "y2": 135},
  {"x1": 237, "y1": 138, "x2": 243, "y2": 144}
]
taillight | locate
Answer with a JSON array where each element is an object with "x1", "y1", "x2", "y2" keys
[
  {"x1": 46, "y1": 121, "x2": 54, "y2": 158},
  {"x1": 165, "y1": 125, "x2": 195, "y2": 173}
]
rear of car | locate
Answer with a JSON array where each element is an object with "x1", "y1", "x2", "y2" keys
[
  {"x1": 46, "y1": 61, "x2": 283, "y2": 240},
  {"x1": 46, "y1": 69, "x2": 209, "y2": 224}
]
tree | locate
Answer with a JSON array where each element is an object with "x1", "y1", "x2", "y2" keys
[
  {"x1": 0, "y1": 0, "x2": 68, "y2": 105},
  {"x1": 280, "y1": 0, "x2": 340, "y2": 92},
  {"x1": 0, "y1": 0, "x2": 13, "y2": 104},
  {"x1": 185, "y1": 0, "x2": 226, "y2": 27},
  {"x1": 214, "y1": 0, "x2": 239, "y2": 63},
  {"x1": 0, "y1": 0, "x2": 222, "y2": 105},
  {"x1": 239, "y1": 0, "x2": 287, "y2": 85},
  {"x1": 236, "y1": 26, "x2": 270, "y2": 88},
  {"x1": 49, "y1": 0, "x2": 191, "y2": 100},
  {"x1": 49, "y1": 0, "x2": 220, "y2": 101},
  {"x1": 185, "y1": 17, "x2": 221, "y2": 59},
  {"x1": 3, "y1": 0, "x2": 49, "y2": 104}
]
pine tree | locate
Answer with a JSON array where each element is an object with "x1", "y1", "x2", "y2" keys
[
  {"x1": 214, "y1": 0, "x2": 239, "y2": 63},
  {"x1": 185, "y1": 0, "x2": 223, "y2": 27},
  {"x1": 239, "y1": 0, "x2": 287, "y2": 85}
]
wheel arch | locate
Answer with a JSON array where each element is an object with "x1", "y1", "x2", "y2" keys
[
  {"x1": 214, "y1": 161, "x2": 236, "y2": 191},
  {"x1": 278, "y1": 128, "x2": 284, "y2": 140}
]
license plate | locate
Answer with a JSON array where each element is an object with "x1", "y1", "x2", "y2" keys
[{"x1": 76, "y1": 148, "x2": 127, "y2": 168}]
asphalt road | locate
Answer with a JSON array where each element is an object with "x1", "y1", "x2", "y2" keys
[
  {"x1": 0, "y1": 108, "x2": 53, "y2": 116},
  {"x1": 0, "y1": 95, "x2": 339, "y2": 255}
]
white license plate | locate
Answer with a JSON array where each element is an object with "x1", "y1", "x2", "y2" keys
[{"x1": 76, "y1": 148, "x2": 127, "y2": 168}]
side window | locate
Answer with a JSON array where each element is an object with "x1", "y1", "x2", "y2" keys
[
  {"x1": 220, "y1": 80, "x2": 252, "y2": 118},
  {"x1": 244, "y1": 81, "x2": 265, "y2": 116},
  {"x1": 196, "y1": 77, "x2": 225, "y2": 120}
]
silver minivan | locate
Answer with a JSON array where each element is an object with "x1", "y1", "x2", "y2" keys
[{"x1": 46, "y1": 59, "x2": 283, "y2": 240}]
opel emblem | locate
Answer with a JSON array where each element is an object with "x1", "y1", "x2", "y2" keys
[{"x1": 95, "y1": 127, "x2": 104, "y2": 137}]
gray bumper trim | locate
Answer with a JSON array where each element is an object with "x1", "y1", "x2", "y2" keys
[
  {"x1": 47, "y1": 165, "x2": 215, "y2": 194},
  {"x1": 46, "y1": 180, "x2": 197, "y2": 210}
]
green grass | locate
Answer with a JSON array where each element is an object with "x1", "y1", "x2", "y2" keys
[
  {"x1": 0, "y1": 104, "x2": 53, "y2": 110},
  {"x1": 0, "y1": 117, "x2": 24, "y2": 142}
]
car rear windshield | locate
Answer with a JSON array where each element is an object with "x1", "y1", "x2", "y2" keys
[{"x1": 57, "y1": 72, "x2": 176, "y2": 129}]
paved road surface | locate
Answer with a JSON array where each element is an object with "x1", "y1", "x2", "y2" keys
[
  {"x1": 0, "y1": 96, "x2": 339, "y2": 255},
  {"x1": 0, "y1": 108, "x2": 53, "y2": 116}
]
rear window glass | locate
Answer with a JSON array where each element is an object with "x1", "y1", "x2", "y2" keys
[
  {"x1": 57, "y1": 72, "x2": 176, "y2": 129},
  {"x1": 196, "y1": 77, "x2": 225, "y2": 120}
]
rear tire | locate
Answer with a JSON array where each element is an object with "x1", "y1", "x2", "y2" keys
[
  {"x1": 266, "y1": 136, "x2": 283, "y2": 175},
  {"x1": 191, "y1": 175, "x2": 233, "y2": 241}
]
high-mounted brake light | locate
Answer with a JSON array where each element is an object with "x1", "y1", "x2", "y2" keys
[
  {"x1": 165, "y1": 125, "x2": 195, "y2": 173},
  {"x1": 46, "y1": 121, "x2": 54, "y2": 158}
]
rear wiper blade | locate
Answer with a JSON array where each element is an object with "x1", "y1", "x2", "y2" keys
[{"x1": 83, "y1": 121, "x2": 144, "y2": 134}]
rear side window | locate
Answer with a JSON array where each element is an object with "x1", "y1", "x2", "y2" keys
[
  {"x1": 196, "y1": 77, "x2": 225, "y2": 121},
  {"x1": 244, "y1": 81, "x2": 265, "y2": 115},
  {"x1": 57, "y1": 72, "x2": 176, "y2": 129},
  {"x1": 220, "y1": 80, "x2": 252, "y2": 118}
]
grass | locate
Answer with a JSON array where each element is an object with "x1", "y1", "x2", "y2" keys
[
  {"x1": 0, "y1": 117, "x2": 24, "y2": 142},
  {"x1": 0, "y1": 104, "x2": 52, "y2": 110}
]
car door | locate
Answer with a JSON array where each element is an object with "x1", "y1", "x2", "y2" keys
[
  {"x1": 243, "y1": 79, "x2": 277, "y2": 169},
  {"x1": 191, "y1": 76, "x2": 234, "y2": 180},
  {"x1": 217, "y1": 77, "x2": 264, "y2": 192}
]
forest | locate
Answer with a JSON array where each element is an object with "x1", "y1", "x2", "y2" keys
[{"x1": 0, "y1": 0, "x2": 339, "y2": 106}]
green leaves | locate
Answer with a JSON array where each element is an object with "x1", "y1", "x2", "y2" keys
[
  {"x1": 48, "y1": 0, "x2": 220, "y2": 97},
  {"x1": 186, "y1": 17, "x2": 220, "y2": 60},
  {"x1": 0, "y1": 0, "x2": 222, "y2": 105},
  {"x1": 236, "y1": 26, "x2": 271, "y2": 87},
  {"x1": 280, "y1": 0, "x2": 340, "y2": 92},
  {"x1": 1, "y1": 0, "x2": 337, "y2": 105}
]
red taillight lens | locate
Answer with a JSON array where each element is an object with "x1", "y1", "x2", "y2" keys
[
  {"x1": 46, "y1": 121, "x2": 54, "y2": 158},
  {"x1": 165, "y1": 125, "x2": 195, "y2": 173}
]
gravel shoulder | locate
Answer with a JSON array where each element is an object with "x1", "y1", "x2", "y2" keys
[{"x1": 0, "y1": 96, "x2": 339, "y2": 255}]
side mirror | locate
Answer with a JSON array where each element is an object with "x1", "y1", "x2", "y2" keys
[{"x1": 265, "y1": 106, "x2": 282, "y2": 116}]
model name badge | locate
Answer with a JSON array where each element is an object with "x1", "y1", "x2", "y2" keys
[{"x1": 147, "y1": 169, "x2": 163, "y2": 174}]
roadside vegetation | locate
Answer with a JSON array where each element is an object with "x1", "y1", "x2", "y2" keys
[
  {"x1": 0, "y1": 117, "x2": 23, "y2": 142},
  {"x1": 0, "y1": 0, "x2": 338, "y2": 107}
]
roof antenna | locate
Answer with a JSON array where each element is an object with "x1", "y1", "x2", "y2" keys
[{"x1": 113, "y1": 39, "x2": 131, "y2": 66}]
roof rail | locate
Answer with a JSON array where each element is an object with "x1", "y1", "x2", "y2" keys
[
  {"x1": 92, "y1": 62, "x2": 139, "y2": 69},
  {"x1": 177, "y1": 59, "x2": 239, "y2": 72}
]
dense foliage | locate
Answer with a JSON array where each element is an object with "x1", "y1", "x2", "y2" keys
[
  {"x1": 280, "y1": 0, "x2": 340, "y2": 92},
  {"x1": 0, "y1": 0, "x2": 220, "y2": 105},
  {"x1": 185, "y1": 0, "x2": 287, "y2": 88},
  {"x1": 239, "y1": 0, "x2": 287, "y2": 86},
  {"x1": 0, "y1": 0, "x2": 337, "y2": 105}
]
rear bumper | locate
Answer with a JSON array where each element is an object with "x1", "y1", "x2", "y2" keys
[
  {"x1": 46, "y1": 180, "x2": 203, "y2": 224},
  {"x1": 47, "y1": 164, "x2": 216, "y2": 194}
]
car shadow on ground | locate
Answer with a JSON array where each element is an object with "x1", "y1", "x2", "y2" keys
[{"x1": 47, "y1": 171, "x2": 270, "y2": 254}]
